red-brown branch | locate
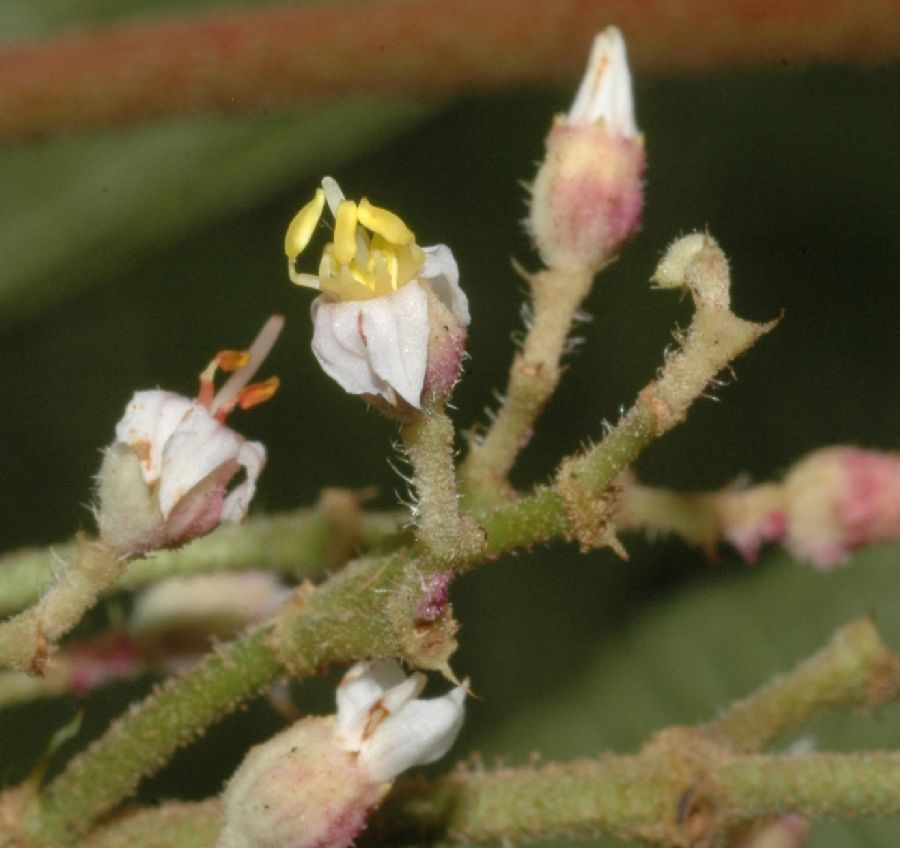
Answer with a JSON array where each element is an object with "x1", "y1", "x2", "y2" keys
[{"x1": 2, "y1": 0, "x2": 899, "y2": 143}]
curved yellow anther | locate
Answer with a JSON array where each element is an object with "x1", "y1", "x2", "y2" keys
[
  {"x1": 357, "y1": 198, "x2": 414, "y2": 245},
  {"x1": 333, "y1": 200, "x2": 359, "y2": 266},
  {"x1": 285, "y1": 189, "x2": 325, "y2": 259}
]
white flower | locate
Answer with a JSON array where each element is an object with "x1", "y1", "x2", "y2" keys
[
  {"x1": 96, "y1": 317, "x2": 282, "y2": 553},
  {"x1": 115, "y1": 389, "x2": 265, "y2": 526},
  {"x1": 217, "y1": 659, "x2": 466, "y2": 848},
  {"x1": 286, "y1": 178, "x2": 469, "y2": 409},
  {"x1": 335, "y1": 659, "x2": 466, "y2": 781},
  {"x1": 567, "y1": 26, "x2": 638, "y2": 137}
]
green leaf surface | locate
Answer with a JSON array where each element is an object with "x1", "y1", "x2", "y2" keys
[{"x1": 0, "y1": 100, "x2": 429, "y2": 324}]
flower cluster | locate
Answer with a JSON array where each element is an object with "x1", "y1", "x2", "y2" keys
[
  {"x1": 218, "y1": 659, "x2": 466, "y2": 848},
  {"x1": 285, "y1": 177, "x2": 469, "y2": 413}
]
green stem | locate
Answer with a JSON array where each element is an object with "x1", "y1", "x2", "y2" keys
[
  {"x1": 27, "y1": 628, "x2": 280, "y2": 845},
  {"x1": 705, "y1": 618, "x2": 900, "y2": 752},
  {"x1": 615, "y1": 480, "x2": 722, "y2": 551},
  {"x1": 82, "y1": 800, "x2": 221, "y2": 848},
  {"x1": 400, "y1": 407, "x2": 472, "y2": 561},
  {"x1": 460, "y1": 268, "x2": 593, "y2": 503},
  {"x1": 83, "y1": 751, "x2": 900, "y2": 848},
  {"x1": 0, "y1": 540, "x2": 123, "y2": 674},
  {"x1": 0, "y1": 508, "x2": 405, "y2": 618}
]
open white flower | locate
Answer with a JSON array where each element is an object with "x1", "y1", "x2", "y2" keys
[
  {"x1": 335, "y1": 658, "x2": 466, "y2": 781},
  {"x1": 286, "y1": 177, "x2": 469, "y2": 411},
  {"x1": 218, "y1": 659, "x2": 466, "y2": 848},
  {"x1": 96, "y1": 317, "x2": 282, "y2": 554}
]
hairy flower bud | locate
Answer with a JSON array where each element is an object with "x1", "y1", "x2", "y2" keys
[
  {"x1": 218, "y1": 660, "x2": 466, "y2": 848},
  {"x1": 782, "y1": 446, "x2": 900, "y2": 569},
  {"x1": 527, "y1": 27, "x2": 644, "y2": 272},
  {"x1": 720, "y1": 447, "x2": 900, "y2": 569},
  {"x1": 96, "y1": 318, "x2": 282, "y2": 554},
  {"x1": 286, "y1": 178, "x2": 470, "y2": 416}
]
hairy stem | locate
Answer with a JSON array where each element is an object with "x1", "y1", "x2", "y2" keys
[
  {"x1": 26, "y1": 628, "x2": 280, "y2": 845},
  {"x1": 460, "y1": 267, "x2": 593, "y2": 503},
  {"x1": 82, "y1": 748, "x2": 900, "y2": 848},
  {"x1": 705, "y1": 618, "x2": 900, "y2": 753},
  {"x1": 0, "y1": 507, "x2": 404, "y2": 619},
  {"x1": 1, "y1": 0, "x2": 898, "y2": 143},
  {"x1": 400, "y1": 407, "x2": 474, "y2": 561},
  {"x1": 0, "y1": 540, "x2": 124, "y2": 675}
]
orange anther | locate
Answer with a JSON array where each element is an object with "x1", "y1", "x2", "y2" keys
[
  {"x1": 237, "y1": 377, "x2": 280, "y2": 411},
  {"x1": 216, "y1": 350, "x2": 252, "y2": 372}
]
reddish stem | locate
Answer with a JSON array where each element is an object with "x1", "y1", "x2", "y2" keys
[{"x1": 1, "y1": 0, "x2": 899, "y2": 143}]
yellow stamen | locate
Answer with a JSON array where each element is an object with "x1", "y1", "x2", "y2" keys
[
  {"x1": 284, "y1": 189, "x2": 325, "y2": 259},
  {"x1": 333, "y1": 200, "x2": 359, "y2": 266},
  {"x1": 357, "y1": 198, "x2": 415, "y2": 245}
]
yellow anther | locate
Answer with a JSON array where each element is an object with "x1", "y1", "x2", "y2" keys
[
  {"x1": 285, "y1": 189, "x2": 325, "y2": 259},
  {"x1": 333, "y1": 200, "x2": 359, "y2": 266},
  {"x1": 357, "y1": 198, "x2": 414, "y2": 245}
]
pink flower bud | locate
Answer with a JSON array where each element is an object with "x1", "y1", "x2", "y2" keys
[
  {"x1": 720, "y1": 447, "x2": 900, "y2": 569},
  {"x1": 782, "y1": 447, "x2": 900, "y2": 570},
  {"x1": 218, "y1": 660, "x2": 465, "y2": 848},
  {"x1": 527, "y1": 28, "x2": 645, "y2": 271}
]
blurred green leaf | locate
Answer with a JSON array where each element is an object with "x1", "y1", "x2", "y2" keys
[
  {"x1": 483, "y1": 543, "x2": 900, "y2": 846},
  {"x1": 0, "y1": 100, "x2": 430, "y2": 324}
]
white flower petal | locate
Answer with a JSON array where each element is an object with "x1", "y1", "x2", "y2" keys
[
  {"x1": 157, "y1": 405, "x2": 243, "y2": 519},
  {"x1": 114, "y1": 390, "x2": 195, "y2": 486},
  {"x1": 221, "y1": 440, "x2": 267, "y2": 523},
  {"x1": 311, "y1": 299, "x2": 391, "y2": 400},
  {"x1": 567, "y1": 27, "x2": 638, "y2": 137},
  {"x1": 422, "y1": 244, "x2": 470, "y2": 327},
  {"x1": 360, "y1": 685, "x2": 466, "y2": 782},
  {"x1": 335, "y1": 660, "x2": 407, "y2": 743},
  {"x1": 357, "y1": 282, "x2": 429, "y2": 408}
]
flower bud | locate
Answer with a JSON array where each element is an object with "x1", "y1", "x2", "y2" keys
[
  {"x1": 719, "y1": 447, "x2": 900, "y2": 569},
  {"x1": 527, "y1": 27, "x2": 644, "y2": 272},
  {"x1": 218, "y1": 660, "x2": 466, "y2": 848},
  {"x1": 286, "y1": 178, "x2": 469, "y2": 416},
  {"x1": 96, "y1": 318, "x2": 282, "y2": 554},
  {"x1": 782, "y1": 446, "x2": 900, "y2": 570}
]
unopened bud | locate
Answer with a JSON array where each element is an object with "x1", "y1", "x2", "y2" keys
[
  {"x1": 720, "y1": 447, "x2": 900, "y2": 569},
  {"x1": 782, "y1": 446, "x2": 900, "y2": 570},
  {"x1": 527, "y1": 28, "x2": 644, "y2": 272}
]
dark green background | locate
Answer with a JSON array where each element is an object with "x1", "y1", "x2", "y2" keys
[{"x1": 1, "y1": 4, "x2": 899, "y2": 845}]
